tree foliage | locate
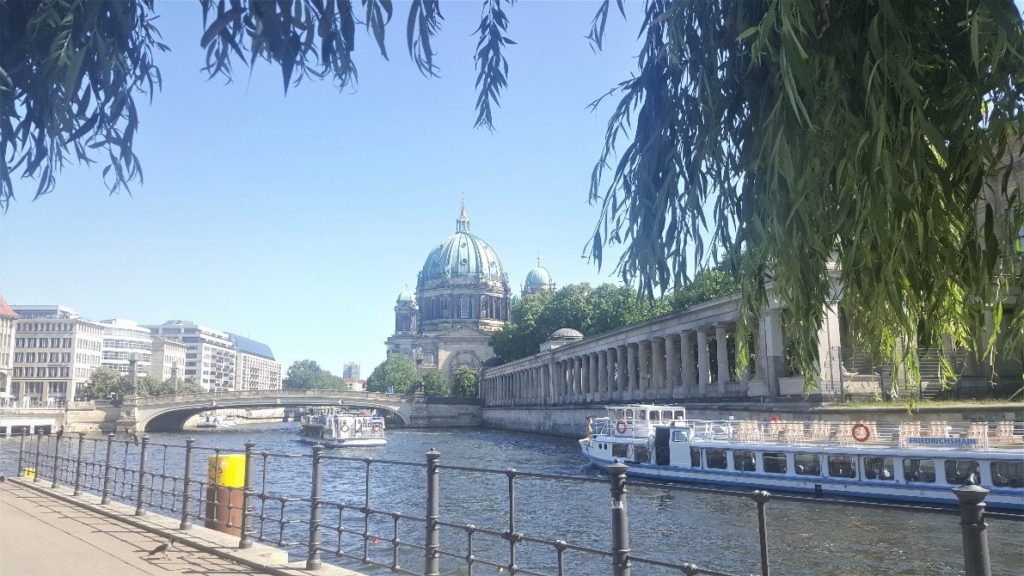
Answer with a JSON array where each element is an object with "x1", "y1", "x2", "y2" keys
[
  {"x1": 491, "y1": 274, "x2": 739, "y2": 362},
  {"x1": 586, "y1": 0, "x2": 1024, "y2": 389},
  {"x1": 283, "y1": 359, "x2": 345, "y2": 390},
  {"x1": 83, "y1": 366, "x2": 201, "y2": 400},
  {"x1": 420, "y1": 369, "x2": 450, "y2": 396},
  {"x1": 366, "y1": 354, "x2": 417, "y2": 394},
  {"x1": 452, "y1": 365, "x2": 479, "y2": 398}
]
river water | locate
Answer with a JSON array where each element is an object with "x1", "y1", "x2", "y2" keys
[{"x1": 2, "y1": 423, "x2": 1021, "y2": 576}]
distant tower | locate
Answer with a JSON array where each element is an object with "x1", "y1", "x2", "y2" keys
[
  {"x1": 394, "y1": 287, "x2": 418, "y2": 335},
  {"x1": 343, "y1": 362, "x2": 361, "y2": 381},
  {"x1": 522, "y1": 255, "x2": 556, "y2": 296}
]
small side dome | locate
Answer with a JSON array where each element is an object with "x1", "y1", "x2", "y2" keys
[
  {"x1": 525, "y1": 266, "x2": 552, "y2": 288},
  {"x1": 397, "y1": 289, "x2": 416, "y2": 303},
  {"x1": 549, "y1": 328, "x2": 583, "y2": 341}
]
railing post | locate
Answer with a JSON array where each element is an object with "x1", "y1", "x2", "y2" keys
[
  {"x1": 135, "y1": 434, "x2": 149, "y2": 516},
  {"x1": 424, "y1": 448, "x2": 441, "y2": 576},
  {"x1": 33, "y1": 430, "x2": 42, "y2": 483},
  {"x1": 306, "y1": 444, "x2": 323, "y2": 570},
  {"x1": 73, "y1": 432, "x2": 86, "y2": 495},
  {"x1": 752, "y1": 490, "x2": 772, "y2": 576},
  {"x1": 239, "y1": 440, "x2": 255, "y2": 549},
  {"x1": 608, "y1": 460, "x2": 631, "y2": 576},
  {"x1": 50, "y1": 432, "x2": 62, "y2": 488},
  {"x1": 101, "y1": 433, "x2": 115, "y2": 504},
  {"x1": 17, "y1": 429, "x2": 26, "y2": 476},
  {"x1": 954, "y1": 485, "x2": 991, "y2": 576},
  {"x1": 180, "y1": 437, "x2": 194, "y2": 529}
]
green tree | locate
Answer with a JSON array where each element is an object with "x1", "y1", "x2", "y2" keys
[
  {"x1": 420, "y1": 370, "x2": 450, "y2": 397},
  {"x1": 366, "y1": 355, "x2": 417, "y2": 394},
  {"x1": 586, "y1": 1, "x2": 1024, "y2": 389},
  {"x1": 83, "y1": 367, "x2": 132, "y2": 401},
  {"x1": 283, "y1": 359, "x2": 345, "y2": 390},
  {"x1": 137, "y1": 377, "x2": 203, "y2": 396},
  {"x1": 452, "y1": 366, "x2": 479, "y2": 398}
]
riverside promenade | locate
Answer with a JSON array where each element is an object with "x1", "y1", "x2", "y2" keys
[{"x1": 0, "y1": 478, "x2": 364, "y2": 576}]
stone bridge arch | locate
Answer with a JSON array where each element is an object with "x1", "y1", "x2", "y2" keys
[{"x1": 126, "y1": 390, "x2": 414, "y2": 432}]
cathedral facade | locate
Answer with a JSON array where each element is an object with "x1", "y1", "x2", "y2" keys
[{"x1": 386, "y1": 205, "x2": 554, "y2": 381}]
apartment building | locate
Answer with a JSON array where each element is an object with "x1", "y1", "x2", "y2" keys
[
  {"x1": 148, "y1": 321, "x2": 236, "y2": 392},
  {"x1": 10, "y1": 305, "x2": 103, "y2": 404},
  {"x1": 100, "y1": 319, "x2": 152, "y2": 377},
  {"x1": 150, "y1": 337, "x2": 187, "y2": 384},
  {"x1": 0, "y1": 295, "x2": 17, "y2": 403},
  {"x1": 229, "y1": 333, "x2": 282, "y2": 391}
]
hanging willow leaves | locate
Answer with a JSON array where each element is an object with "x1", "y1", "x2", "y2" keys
[{"x1": 588, "y1": 0, "x2": 1024, "y2": 394}]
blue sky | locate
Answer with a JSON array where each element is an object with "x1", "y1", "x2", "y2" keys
[{"x1": 0, "y1": 1, "x2": 644, "y2": 376}]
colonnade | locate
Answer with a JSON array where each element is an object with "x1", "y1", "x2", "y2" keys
[{"x1": 482, "y1": 300, "x2": 790, "y2": 406}]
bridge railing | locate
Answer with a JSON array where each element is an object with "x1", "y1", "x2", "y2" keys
[
  {"x1": 128, "y1": 389, "x2": 405, "y2": 406},
  {"x1": 11, "y1": 430, "x2": 1013, "y2": 576}
]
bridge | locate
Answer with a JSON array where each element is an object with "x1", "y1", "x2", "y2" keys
[{"x1": 116, "y1": 389, "x2": 481, "y2": 432}]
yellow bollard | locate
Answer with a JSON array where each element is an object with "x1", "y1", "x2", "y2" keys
[
  {"x1": 205, "y1": 454, "x2": 246, "y2": 536},
  {"x1": 22, "y1": 467, "x2": 36, "y2": 479}
]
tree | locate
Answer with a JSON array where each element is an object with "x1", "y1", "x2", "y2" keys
[
  {"x1": 420, "y1": 370, "x2": 450, "y2": 397},
  {"x1": 83, "y1": 367, "x2": 132, "y2": 401},
  {"x1": 4, "y1": 1, "x2": 1021, "y2": 390},
  {"x1": 452, "y1": 366, "x2": 479, "y2": 398},
  {"x1": 283, "y1": 359, "x2": 345, "y2": 390},
  {"x1": 366, "y1": 355, "x2": 417, "y2": 394},
  {"x1": 137, "y1": 376, "x2": 203, "y2": 396},
  {"x1": 585, "y1": 1, "x2": 1024, "y2": 388}
]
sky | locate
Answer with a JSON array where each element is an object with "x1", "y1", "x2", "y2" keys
[{"x1": 0, "y1": 1, "x2": 646, "y2": 377}]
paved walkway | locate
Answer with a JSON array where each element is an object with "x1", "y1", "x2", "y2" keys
[
  {"x1": 0, "y1": 480, "x2": 278, "y2": 576},
  {"x1": 0, "y1": 479, "x2": 365, "y2": 576}
]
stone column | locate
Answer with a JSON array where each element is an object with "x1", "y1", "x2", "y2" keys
[
  {"x1": 697, "y1": 328, "x2": 710, "y2": 397},
  {"x1": 652, "y1": 337, "x2": 666, "y2": 396},
  {"x1": 617, "y1": 345, "x2": 628, "y2": 399},
  {"x1": 606, "y1": 349, "x2": 617, "y2": 398},
  {"x1": 665, "y1": 334, "x2": 679, "y2": 392},
  {"x1": 638, "y1": 340, "x2": 650, "y2": 398},
  {"x1": 597, "y1": 350, "x2": 607, "y2": 400},
  {"x1": 715, "y1": 324, "x2": 729, "y2": 390},
  {"x1": 626, "y1": 344, "x2": 638, "y2": 398},
  {"x1": 680, "y1": 331, "x2": 696, "y2": 394},
  {"x1": 574, "y1": 357, "x2": 583, "y2": 401},
  {"x1": 762, "y1": 308, "x2": 785, "y2": 397}
]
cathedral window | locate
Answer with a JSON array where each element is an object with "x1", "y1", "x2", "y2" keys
[{"x1": 459, "y1": 297, "x2": 470, "y2": 319}]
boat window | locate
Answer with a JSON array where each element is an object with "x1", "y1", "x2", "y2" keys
[
  {"x1": 763, "y1": 452, "x2": 787, "y2": 474},
  {"x1": 672, "y1": 429, "x2": 690, "y2": 442},
  {"x1": 661, "y1": 410, "x2": 673, "y2": 421},
  {"x1": 674, "y1": 410, "x2": 686, "y2": 420},
  {"x1": 690, "y1": 447, "x2": 701, "y2": 468},
  {"x1": 794, "y1": 453, "x2": 821, "y2": 475},
  {"x1": 991, "y1": 461, "x2": 1024, "y2": 488},
  {"x1": 634, "y1": 445, "x2": 650, "y2": 462},
  {"x1": 625, "y1": 409, "x2": 634, "y2": 420},
  {"x1": 612, "y1": 444, "x2": 628, "y2": 458},
  {"x1": 903, "y1": 458, "x2": 936, "y2": 483},
  {"x1": 863, "y1": 456, "x2": 895, "y2": 481},
  {"x1": 706, "y1": 449, "x2": 727, "y2": 469},
  {"x1": 827, "y1": 455, "x2": 857, "y2": 478},
  {"x1": 734, "y1": 450, "x2": 757, "y2": 472},
  {"x1": 945, "y1": 460, "x2": 980, "y2": 485}
]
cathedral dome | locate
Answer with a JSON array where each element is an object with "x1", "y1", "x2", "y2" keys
[
  {"x1": 525, "y1": 266, "x2": 551, "y2": 287},
  {"x1": 396, "y1": 289, "x2": 416, "y2": 303},
  {"x1": 419, "y1": 204, "x2": 507, "y2": 284}
]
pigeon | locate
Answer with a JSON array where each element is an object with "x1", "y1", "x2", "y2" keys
[{"x1": 148, "y1": 537, "x2": 176, "y2": 559}]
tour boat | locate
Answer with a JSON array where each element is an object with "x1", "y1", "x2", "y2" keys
[
  {"x1": 196, "y1": 413, "x2": 237, "y2": 429},
  {"x1": 299, "y1": 409, "x2": 387, "y2": 448},
  {"x1": 579, "y1": 404, "x2": 1024, "y2": 511}
]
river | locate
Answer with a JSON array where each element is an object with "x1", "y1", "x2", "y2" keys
[{"x1": 2, "y1": 423, "x2": 1021, "y2": 576}]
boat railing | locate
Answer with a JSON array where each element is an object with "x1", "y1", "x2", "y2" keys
[{"x1": 686, "y1": 419, "x2": 1023, "y2": 450}]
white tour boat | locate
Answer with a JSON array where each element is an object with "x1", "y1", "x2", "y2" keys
[
  {"x1": 579, "y1": 404, "x2": 1024, "y2": 512},
  {"x1": 299, "y1": 410, "x2": 387, "y2": 448},
  {"x1": 196, "y1": 413, "x2": 237, "y2": 429}
]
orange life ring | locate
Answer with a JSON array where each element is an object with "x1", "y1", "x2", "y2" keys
[
  {"x1": 372, "y1": 423, "x2": 382, "y2": 432},
  {"x1": 770, "y1": 415, "x2": 781, "y2": 423},
  {"x1": 852, "y1": 423, "x2": 870, "y2": 442},
  {"x1": 616, "y1": 419, "x2": 627, "y2": 434}
]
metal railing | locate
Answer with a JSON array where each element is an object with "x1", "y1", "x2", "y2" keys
[{"x1": 10, "y1": 429, "x2": 1014, "y2": 576}]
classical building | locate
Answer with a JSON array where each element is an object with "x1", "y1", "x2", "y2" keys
[
  {"x1": 229, "y1": 333, "x2": 282, "y2": 390},
  {"x1": 9, "y1": 305, "x2": 103, "y2": 404},
  {"x1": 386, "y1": 205, "x2": 513, "y2": 380},
  {"x1": 100, "y1": 319, "x2": 153, "y2": 377},
  {"x1": 0, "y1": 295, "x2": 17, "y2": 403},
  {"x1": 148, "y1": 320, "x2": 236, "y2": 392}
]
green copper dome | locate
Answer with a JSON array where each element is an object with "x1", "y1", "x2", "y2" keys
[
  {"x1": 418, "y1": 205, "x2": 508, "y2": 284},
  {"x1": 525, "y1": 266, "x2": 552, "y2": 288}
]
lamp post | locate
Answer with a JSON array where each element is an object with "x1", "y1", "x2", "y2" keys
[{"x1": 128, "y1": 353, "x2": 139, "y2": 396}]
